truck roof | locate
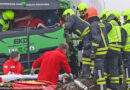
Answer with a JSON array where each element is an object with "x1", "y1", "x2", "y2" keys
[{"x1": 0, "y1": 0, "x2": 64, "y2": 10}]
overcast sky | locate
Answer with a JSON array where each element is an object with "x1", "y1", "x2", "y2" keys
[{"x1": 81, "y1": 0, "x2": 130, "y2": 13}]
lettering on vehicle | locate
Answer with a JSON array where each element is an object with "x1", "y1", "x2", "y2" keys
[
  {"x1": 14, "y1": 38, "x2": 28, "y2": 44},
  {"x1": 8, "y1": 46, "x2": 35, "y2": 54}
]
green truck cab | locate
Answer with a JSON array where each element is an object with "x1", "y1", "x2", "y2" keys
[{"x1": 0, "y1": 0, "x2": 77, "y2": 74}]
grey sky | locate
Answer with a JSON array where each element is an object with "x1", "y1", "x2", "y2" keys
[{"x1": 81, "y1": 0, "x2": 130, "y2": 13}]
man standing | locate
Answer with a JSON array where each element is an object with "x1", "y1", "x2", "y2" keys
[
  {"x1": 62, "y1": 9, "x2": 90, "y2": 78},
  {"x1": 84, "y1": 7, "x2": 108, "y2": 90},
  {"x1": 31, "y1": 42, "x2": 72, "y2": 85},
  {"x1": 122, "y1": 9, "x2": 130, "y2": 89},
  {"x1": 102, "y1": 11, "x2": 122, "y2": 90},
  {"x1": 3, "y1": 51, "x2": 24, "y2": 75}
]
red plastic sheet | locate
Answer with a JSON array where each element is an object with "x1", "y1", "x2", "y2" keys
[{"x1": 13, "y1": 80, "x2": 56, "y2": 90}]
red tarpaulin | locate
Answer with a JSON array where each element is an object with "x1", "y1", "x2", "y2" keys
[{"x1": 13, "y1": 80, "x2": 56, "y2": 90}]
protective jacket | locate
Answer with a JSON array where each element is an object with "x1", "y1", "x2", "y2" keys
[
  {"x1": 90, "y1": 21, "x2": 108, "y2": 56},
  {"x1": 3, "y1": 57, "x2": 24, "y2": 75},
  {"x1": 122, "y1": 21, "x2": 130, "y2": 52},
  {"x1": 32, "y1": 48, "x2": 71, "y2": 85},
  {"x1": 105, "y1": 20, "x2": 122, "y2": 53},
  {"x1": 0, "y1": 19, "x2": 9, "y2": 32},
  {"x1": 64, "y1": 15, "x2": 90, "y2": 37}
]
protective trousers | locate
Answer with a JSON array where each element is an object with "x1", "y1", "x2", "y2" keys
[
  {"x1": 81, "y1": 49, "x2": 94, "y2": 78},
  {"x1": 124, "y1": 52, "x2": 130, "y2": 89},
  {"x1": 106, "y1": 51, "x2": 120, "y2": 90},
  {"x1": 94, "y1": 57, "x2": 106, "y2": 90},
  {"x1": 82, "y1": 50, "x2": 91, "y2": 78},
  {"x1": 118, "y1": 57, "x2": 123, "y2": 85}
]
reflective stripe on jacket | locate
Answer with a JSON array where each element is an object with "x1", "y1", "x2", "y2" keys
[
  {"x1": 0, "y1": 19, "x2": 9, "y2": 32},
  {"x1": 122, "y1": 23, "x2": 130, "y2": 52}
]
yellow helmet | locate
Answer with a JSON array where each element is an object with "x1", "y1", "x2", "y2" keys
[
  {"x1": 62, "y1": 9, "x2": 75, "y2": 18},
  {"x1": 2, "y1": 10, "x2": 15, "y2": 20},
  {"x1": 122, "y1": 9, "x2": 130, "y2": 22},
  {"x1": 100, "y1": 9, "x2": 110, "y2": 21},
  {"x1": 77, "y1": 3, "x2": 88, "y2": 11},
  {"x1": 112, "y1": 11, "x2": 120, "y2": 21}
]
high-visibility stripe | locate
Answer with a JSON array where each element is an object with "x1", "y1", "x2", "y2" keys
[
  {"x1": 97, "y1": 78, "x2": 106, "y2": 81},
  {"x1": 109, "y1": 44, "x2": 122, "y2": 48},
  {"x1": 111, "y1": 81, "x2": 119, "y2": 83},
  {"x1": 97, "y1": 81, "x2": 106, "y2": 85},
  {"x1": 126, "y1": 78, "x2": 130, "y2": 84},
  {"x1": 81, "y1": 27, "x2": 90, "y2": 37},
  {"x1": 100, "y1": 28, "x2": 107, "y2": 47},
  {"x1": 62, "y1": 24, "x2": 65, "y2": 29},
  {"x1": 128, "y1": 35, "x2": 130, "y2": 37},
  {"x1": 90, "y1": 67, "x2": 94, "y2": 69},
  {"x1": 119, "y1": 75, "x2": 123, "y2": 78},
  {"x1": 76, "y1": 29, "x2": 82, "y2": 35},
  {"x1": 96, "y1": 51, "x2": 107, "y2": 55},
  {"x1": 82, "y1": 58, "x2": 91, "y2": 61},
  {"x1": 109, "y1": 46, "x2": 121, "y2": 51},
  {"x1": 82, "y1": 61, "x2": 91, "y2": 65},
  {"x1": 97, "y1": 47, "x2": 108, "y2": 51},
  {"x1": 92, "y1": 42, "x2": 99, "y2": 47},
  {"x1": 104, "y1": 72, "x2": 108, "y2": 78},
  {"x1": 126, "y1": 78, "x2": 130, "y2": 81},
  {"x1": 124, "y1": 49, "x2": 130, "y2": 52},
  {"x1": 110, "y1": 77, "x2": 119, "y2": 80},
  {"x1": 97, "y1": 77, "x2": 106, "y2": 85}
]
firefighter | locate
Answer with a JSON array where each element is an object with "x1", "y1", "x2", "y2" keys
[
  {"x1": 99, "y1": 9, "x2": 111, "y2": 80},
  {"x1": 121, "y1": 9, "x2": 130, "y2": 89},
  {"x1": 0, "y1": 10, "x2": 15, "y2": 32},
  {"x1": 84, "y1": 7, "x2": 108, "y2": 90},
  {"x1": 112, "y1": 11, "x2": 125, "y2": 85},
  {"x1": 103, "y1": 11, "x2": 122, "y2": 90},
  {"x1": 3, "y1": 51, "x2": 24, "y2": 75},
  {"x1": 62, "y1": 9, "x2": 91, "y2": 78},
  {"x1": 77, "y1": 3, "x2": 88, "y2": 20}
]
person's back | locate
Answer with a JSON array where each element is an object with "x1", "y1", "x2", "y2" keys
[
  {"x1": 32, "y1": 43, "x2": 71, "y2": 85},
  {"x1": 37, "y1": 48, "x2": 69, "y2": 84},
  {"x1": 65, "y1": 15, "x2": 90, "y2": 36}
]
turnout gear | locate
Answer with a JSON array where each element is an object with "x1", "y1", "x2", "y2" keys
[
  {"x1": 0, "y1": 10, "x2": 14, "y2": 32},
  {"x1": 105, "y1": 12, "x2": 122, "y2": 89},
  {"x1": 107, "y1": 20, "x2": 121, "y2": 45},
  {"x1": 89, "y1": 21, "x2": 108, "y2": 90},
  {"x1": 122, "y1": 23, "x2": 130, "y2": 52},
  {"x1": 63, "y1": 15, "x2": 90, "y2": 37},
  {"x1": 0, "y1": 19, "x2": 9, "y2": 32},
  {"x1": 62, "y1": 13, "x2": 90, "y2": 78},
  {"x1": 83, "y1": 8, "x2": 108, "y2": 90},
  {"x1": 113, "y1": 10, "x2": 124, "y2": 85},
  {"x1": 122, "y1": 9, "x2": 130, "y2": 88}
]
